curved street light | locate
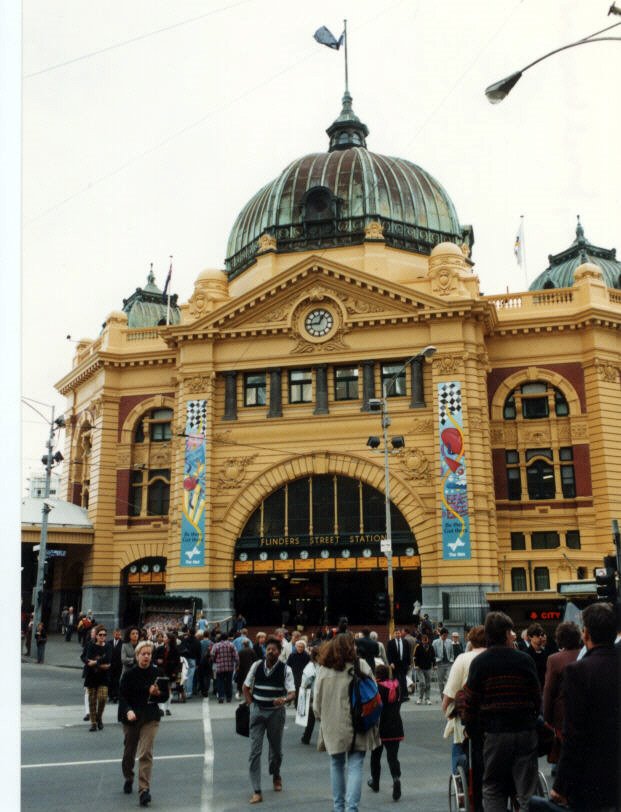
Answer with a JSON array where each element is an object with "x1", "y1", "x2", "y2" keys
[{"x1": 485, "y1": 19, "x2": 621, "y2": 103}]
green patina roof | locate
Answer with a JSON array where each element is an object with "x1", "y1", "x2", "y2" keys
[
  {"x1": 529, "y1": 217, "x2": 621, "y2": 291},
  {"x1": 122, "y1": 266, "x2": 181, "y2": 328},
  {"x1": 225, "y1": 94, "x2": 471, "y2": 279}
]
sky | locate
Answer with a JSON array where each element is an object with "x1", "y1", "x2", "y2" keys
[{"x1": 19, "y1": 0, "x2": 621, "y2": 490}]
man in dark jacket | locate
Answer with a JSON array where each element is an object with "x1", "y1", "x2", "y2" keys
[
  {"x1": 355, "y1": 628, "x2": 380, "y2": 674},
  {"x1": 464, "y1": 611, "x2": 541, "y2": 812},
  {"x1": 547, "y1": 602, "x2": 620, "y2": 811},
  {"x1": 387, "y1": 629, "x2": 411, "y2": 703}
]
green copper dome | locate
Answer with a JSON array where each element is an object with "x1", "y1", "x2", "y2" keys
[
  {"x1": 122, "y1": 266, "x2": 181, "y2": 328},
  {"x1": 225, "y1": 94, "x2": 472, "y2": 279},
  {"x1": 529, "y1": 217, "x2": 621, "y2": 291}
]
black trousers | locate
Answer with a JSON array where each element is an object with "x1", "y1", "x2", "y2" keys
[{"x1": 370, "y1": 740, "x2": 401, "y2": 782}]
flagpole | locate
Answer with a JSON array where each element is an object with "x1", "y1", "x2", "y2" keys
[
  {"x1": 166, "y1": 255, "x2": 172, "y2": 326},
  {"x1": 520, "y1": 215, "x2": 528, "y2": 289},
  {"x1": 343, "y1": 19, "x2": 348, "y2": 93}
]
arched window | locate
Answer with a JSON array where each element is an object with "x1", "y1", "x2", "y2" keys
[
  {"x1": 238, "y1": 475, "x2": 415, "y2": 561},
  {"x1": 503, "y1": 381, "x2": 568, "y2": 420},
  {"x1": 128, "y1": 406, "x2": 173, "y2": 518}
]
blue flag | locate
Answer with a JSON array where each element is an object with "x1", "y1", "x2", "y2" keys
[{"x1": 314, "y1": 26, "x2": 344, "y2": 50}]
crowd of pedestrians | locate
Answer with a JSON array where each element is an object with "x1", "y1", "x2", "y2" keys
[{"x1": 22, "y1": 603, "x2": 619, "y2": 811}]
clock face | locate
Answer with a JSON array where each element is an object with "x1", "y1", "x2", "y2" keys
[
  {"x1": 304, "y1": 308, "x2": 334, "y2": 338},
  {"x1": 140, "y1": 563, "x2": 150, "y2": 573}
]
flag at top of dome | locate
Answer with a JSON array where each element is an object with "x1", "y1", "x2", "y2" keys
[{"x1": 313, "y1": 26, "x2": 344, "y2": 50}]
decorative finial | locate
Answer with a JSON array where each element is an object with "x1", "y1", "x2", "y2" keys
[
  {"x1": 575, "y1": 214, "x2": 585, "y2": 244},
  {"x1": 147, "y1": 262, "x2": 155, "y2": 285}
]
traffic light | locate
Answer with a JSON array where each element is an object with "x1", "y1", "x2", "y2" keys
[
  {"x1": 594, "y1": 555, "x2": 618, "y2": 603},
  {"x1": 374, "y1": 592, "x2": 388, "y2": 622}
]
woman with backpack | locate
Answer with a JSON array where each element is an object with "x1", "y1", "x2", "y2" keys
[
  {"x1": 314, "y1": 633, "x2": 379, "y2": 812},
  {"x1": 367, "y1": 664, "x2": 404, "y2": 801}
]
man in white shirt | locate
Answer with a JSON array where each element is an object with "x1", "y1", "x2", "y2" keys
[
  {"x1": 432, "y1": 627, "x2": 454, "y2": 697},
  {"x1": 243, "y1": 637, "x2": 295, "y2": 804}
]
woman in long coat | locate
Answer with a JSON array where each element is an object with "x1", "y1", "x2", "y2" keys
[
  {"x1": 121, "y1": 627, "x2": 141, "y2": 675},
  {"x1": 83, "y1": 624, "x2": 112, "y2": 730},
  {"x1": 313, "y1": 634, "x2": 379, "y2": 812}
]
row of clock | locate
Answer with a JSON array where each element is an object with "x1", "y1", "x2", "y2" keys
[
  {"x1": 129, "y1": 562, "x2": 164, "y2": 574},
  {"x1": 239, "y1": 547, "x2": 416, "y2": 562}
]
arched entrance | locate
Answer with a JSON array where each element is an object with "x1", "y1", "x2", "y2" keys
[
  {"x1": 120, "y1": 557, "x2": 167, "y2": 626},
  {"x1": 233, "y1": 474, "x2": 421, "y2": 626}
]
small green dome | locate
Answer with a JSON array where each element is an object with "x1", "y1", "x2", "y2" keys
[
  {"x1": 225, "y1": 94, "x2": 471, "y2": 279},
  {"x1": 122, "y1": 266, "x2": 181, "y2": 328},
  {"x1": 529, "y1": 217, "x2": 621, "y2": 291}
]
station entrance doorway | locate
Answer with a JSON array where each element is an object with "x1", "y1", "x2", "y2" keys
[{"x1": 234, "y1": 569, "x2": 421, "y2": 628}]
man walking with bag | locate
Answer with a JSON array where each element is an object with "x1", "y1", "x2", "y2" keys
[{"x1": 243, "y1": 636, "x2": 295, "y2": 804}]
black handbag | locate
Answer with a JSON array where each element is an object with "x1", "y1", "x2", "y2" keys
[{"x1": 236, "y1": 702, "x2": 250, "y2": 737}]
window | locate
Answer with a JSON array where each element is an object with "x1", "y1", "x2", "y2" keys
[
  {"x1": 526, "y1": 449, "x2": 555, "y2": 499},
  {"x1": 238, "y1": 475, "x2": 416, "y2": 551},
  {"x1": 534, "y1": 567, "x2": 550, "y2": 591},
  {"x1": 510, "y1": 532, "x2": 526, "y2": 550},
  {"x1": 382, "y1": 363, "x2": 406, "y2": 398},
  {"x1": 531, "y1": 531, "x2": 560, "y2": 550},
  {"x1": 134, "y1": 408, "x2": 172, "y2": 442},
  {"x1": 503, "y1": 381, "x2": 570, "y2": 420},
  {"x1": 289, "y1": 369, "x2": 312, "y2": 404},
  {"x1": 244, "y1": 373, "x2": 266, "y2": 406},
  {"x1": 147, "y1": 470, "x2": 170, "y2": 515},
  {"x1": 560, "y1": 447, "x2": 576, "y2": 498},
  {"x1": 521, "y1": 382, "x2": 549, "y2": 419},
  {"x1": 506, "y1": 450, "x2": 521, "y2": 500},
  {"x1": 334, "y1": 366, "x2": 359, "y2": 401},
  {"x1": 566, "y1": 530, "x2": 581, "y2": 550},
  {"x1": 511, "y1": 568, "x2": 527, "y2": 591},
  {"x1": 130, "y1": 468, "x2": 170, "y2": 516}
]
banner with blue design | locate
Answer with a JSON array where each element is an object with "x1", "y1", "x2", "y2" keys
[
  {"x1": 438, "y1": 382, "x2": 471, "y2": 560},
  {"x1": 180, "y1": 399, "x2": 207, "y2": 567}
]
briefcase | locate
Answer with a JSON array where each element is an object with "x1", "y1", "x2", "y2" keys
[{"x1": 235, "y1": 702, "x2": 250, "y2": 737}]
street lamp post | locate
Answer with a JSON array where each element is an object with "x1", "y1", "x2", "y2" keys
[
  {"x1": 367, "y1": 346, "x2": 436, "y2": 638},
  {"x1": 23, "y1": 399, "x2": 65, "y2": 637},
  {"x1": 485, "y1": 19, "x2": 621, "y2": 103}
]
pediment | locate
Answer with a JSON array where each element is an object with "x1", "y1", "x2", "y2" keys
[{"x1": 179, "y1": 255, "x2": 447, "y2": 341}]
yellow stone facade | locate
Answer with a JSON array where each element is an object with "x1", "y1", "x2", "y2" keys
[{"x1": 52, "y1": 234, "x2": 621, "y2": 629}]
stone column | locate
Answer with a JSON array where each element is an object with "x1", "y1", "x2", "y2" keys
[
  {"x1": 268, "y1": 368, "x2": 282, "y2": 418},
  {"x1": 410, "y1": 358, "x2": 425, "y2": 408},
  {"x1": 360, "y1": 361, "x2": 376, "y2": 412},
  {"x1": 314, "y1": 365, "x2": 329, "y2": 415},
  {"x1": 223, "y1": 372, "x2": 237, "y2": 420}
]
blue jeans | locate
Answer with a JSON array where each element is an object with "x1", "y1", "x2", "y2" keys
[
  {"x1": 185, "y1": 658, "x2": 196, "y2": 697},
  {"x1": 330, "y1": 750, "x2": 365, "y2": 812}
]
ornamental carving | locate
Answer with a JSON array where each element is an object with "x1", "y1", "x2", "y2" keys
[
  {"x1": 89, "y1": 398, "x2": 104, "y2": 421},
  {"x1": 527, "y1": 430, "x2": 549, "y2": 445},
  {"x1": 188, "y1": 290, "x2": 208, "y2": 318},
  {"x1": 290, "y1": 328, "x2": 350, "y2": 355},
  {"x1": 431, "y1": 268, "x2": 458, "y2": 296},
  {"x1": 594, "y1": 361, "x2": 619, "y2": 383},
  {"x1": 257, "y1": 233, "x2": 277, "y2": 253},
  {"x1": 557, "y1": 423, "x2": 571, "y2": 442},
  {"x1": 304, "y1": 285, "x2": 338, "y2": 303},
  {"x1": 490, "y1": 428, "x2": 504, "y2": 444},
  {"x1": 364, "y1": 220, "x2": 384, "y2": 241},
  {"x1": 468, "y1": 408, "x2": 485, "y2": 431},
  {"x1": 400, "y1": 449, "x2": 431, "y2": 481},
  {"x1": 218, "y1": 455, "x2": 256, "y2": 489},
  {"x1": 117, "y1": 448, "x2": 131, "y2": 467},
  {"x1": 338, "y1": 294, "x2": 383, "y2": 315},
  {"x1": 434, "y1": 355, "x2": 462, "y2": 375},
  {"x1": 150, "y1": 444, "x2": 171, "y2": 467},
  {"x1": 572, "y1": 422, "x2": 588, "y2": 440},
  {"x1": 409, "y1": 418, "x2": 434, "y2": 434},
  {"x1": 185, "y1": 375, "x2": 212, "y2": 394}
]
